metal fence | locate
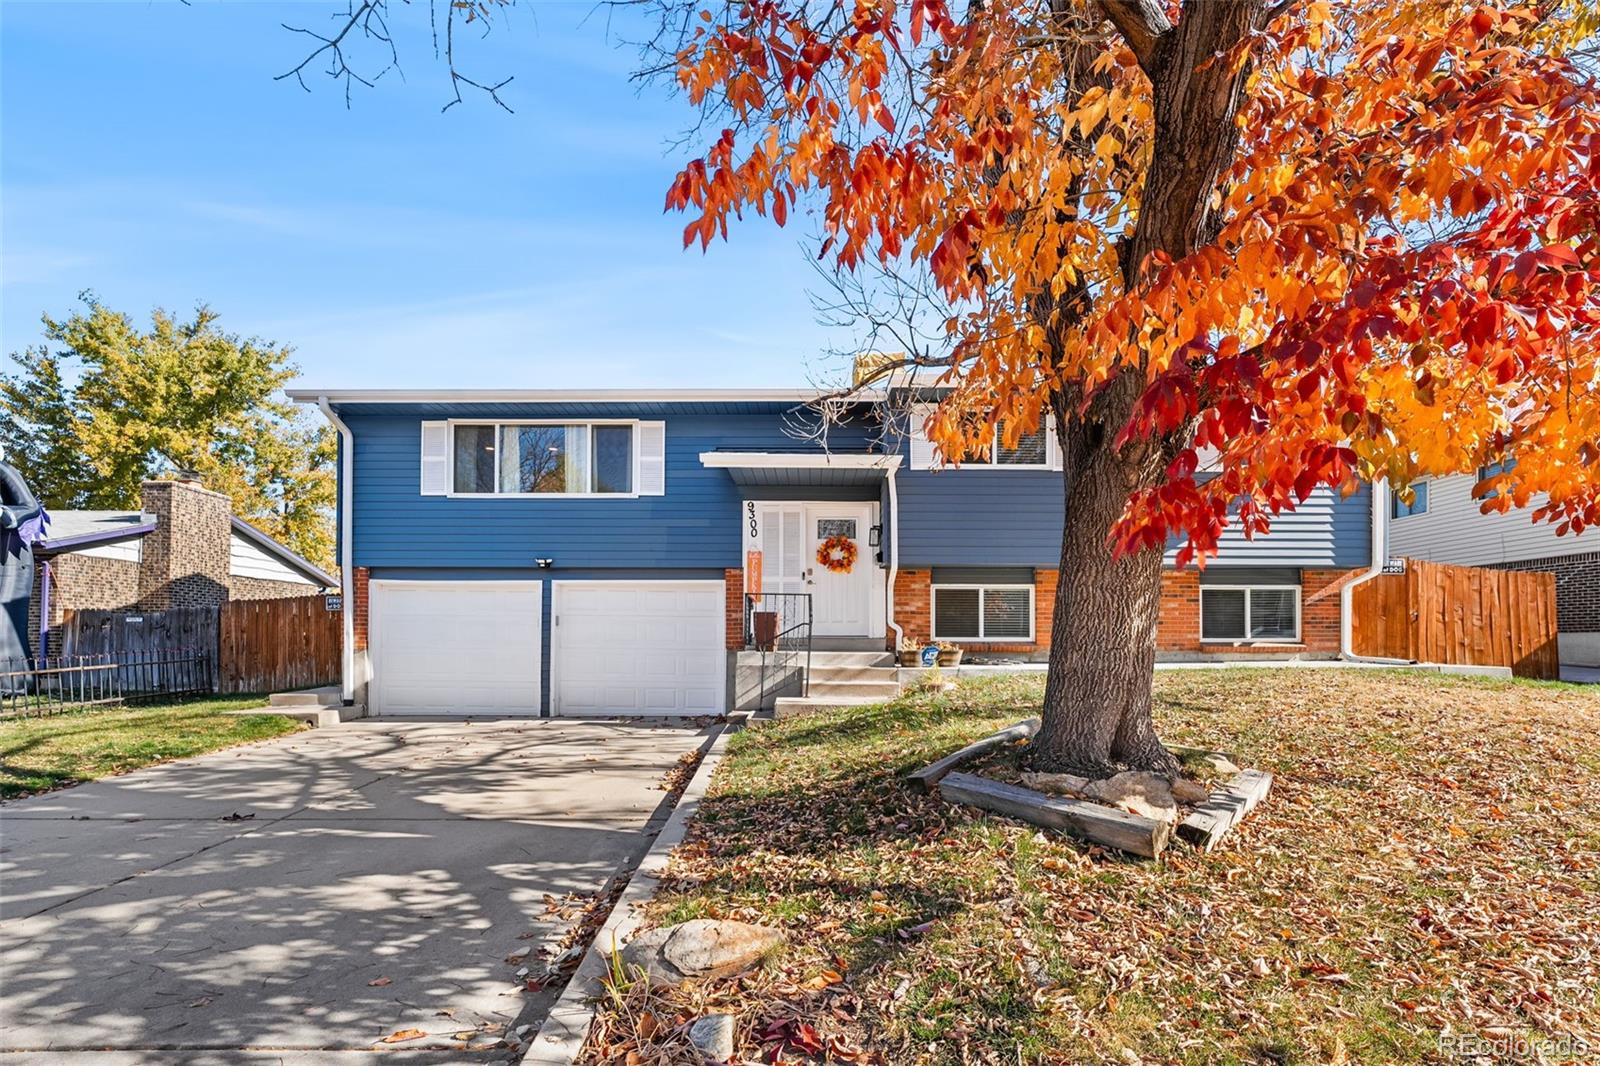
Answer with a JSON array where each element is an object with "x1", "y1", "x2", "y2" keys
[
  {"x1": 744, "y1": 592, "x2": 813, "y2": 710},
  {"x1": 0, "y1": 648, "x2": 215, "y2": 718}
]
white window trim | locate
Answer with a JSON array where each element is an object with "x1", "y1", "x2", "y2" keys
[
  {"x1": 1198, "y1": 584, "x2": 1302, "y2": 644},
  {"x1": 956, "y1": 426, "x2": 1054, "y2": 469},
  {"x1": 446, "y1": 418, "x2": 642, "y2": 499},
  {"x1": 931, "y1": 583, "x2": 1036, "y2": 642}
]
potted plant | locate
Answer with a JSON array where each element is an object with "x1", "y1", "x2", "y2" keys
[
  {"x1": 936, "y1": 640, "x2": 964, "y2": 666},
  {"x1": 897, "y1": 636, "x2": 924, "y2": 667}
]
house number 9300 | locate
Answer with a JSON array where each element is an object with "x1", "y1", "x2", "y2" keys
[{"x1": 746, "y1": 501, "x2": 759, "y2": 540}]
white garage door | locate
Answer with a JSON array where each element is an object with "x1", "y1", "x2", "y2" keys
[
  {"x1": 552, "y1": 582, "x2": 725, "y2": 716},
  {"x1": 370, "y1": 580, "x2": 541, "y2": 716}
]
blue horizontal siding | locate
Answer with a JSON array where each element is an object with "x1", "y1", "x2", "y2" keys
[
  {"x1": 1174, "y1": 481, "x2": 1372, "y2": 569},
  {"x1": 345, "y1": 405, "x2": 874, "y2": 569},
  {"x1": 340, "y1": 400, "x2": 1371, "y2": 572},
  {"x1": 898, "y1": 469, "x2": 1371, "y2": 569},
  {"x1": 896, "y1": 468, "x2": 1067, "y2": 567}
]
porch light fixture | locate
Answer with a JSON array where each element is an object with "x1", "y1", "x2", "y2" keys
[{"x1": 536, "y1": 558, "x2": 554, "y2": 569}]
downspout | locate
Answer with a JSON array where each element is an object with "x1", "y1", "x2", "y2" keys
[
  {"x1": 318, "y1": 397, "x2": 357, "y2": 704},
  {"x1": 1341, "y1": 476, "x2": 1410, "y2": 664},
  {"x1": 885, "y1": 464, "x2": 904, "y2": 652},
  {"x1": 38, "y1": 560, "x2": 51, "y2": 662}
]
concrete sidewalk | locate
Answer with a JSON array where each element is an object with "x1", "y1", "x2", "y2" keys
[{"x1": 0, "y1": 718, "x2": 710, "y2": 1064}]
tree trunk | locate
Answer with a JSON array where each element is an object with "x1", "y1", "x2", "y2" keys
[
  {"x1": 1032, "y1": 380, "x2": 1179, "y2": 777},
  {"x1": 1026, "y1": 2, "x2": 1270, "y2": 776}
]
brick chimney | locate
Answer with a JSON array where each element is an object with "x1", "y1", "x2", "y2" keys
[{"x1": 137, "y1": 474, "x2": 232, "y2": 610}]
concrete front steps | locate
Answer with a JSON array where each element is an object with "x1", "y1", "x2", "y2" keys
[
  {"x1": 238, "y1": 686, "x2": 365, "y2": 727},
  {"x1": 772, "y1": 651, "x2": 901, "y2": 720}
]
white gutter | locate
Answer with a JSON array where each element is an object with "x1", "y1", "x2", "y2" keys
[
  {"x1": 318, "y1": 397, "x2": 357, "y2": 704},
  {"x1": 287, "y1": 388, "x2": 886, "y2": 405},
  {"x1": 1341, "y1": 477, "x2": 1411, "y2": 664},
  {"x1": 699, "y1": 452, "x2": 903, "y2": 470},
  {"x1": 885, "y1": 464, "x2": 904, "y2": 651}
]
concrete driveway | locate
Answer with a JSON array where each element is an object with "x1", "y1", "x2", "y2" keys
[{"x1": 0, "y1": 717, "x2": 711, "y2": 1065}]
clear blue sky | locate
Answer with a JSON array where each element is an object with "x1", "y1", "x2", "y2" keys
[{"x1": 1, "y1": 1, "x2": 853, "y2": 390}]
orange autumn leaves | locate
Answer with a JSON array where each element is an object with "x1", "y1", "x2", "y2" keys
[{"x1": 665, "y1": 0, "x2": 1600, "y2": 560}]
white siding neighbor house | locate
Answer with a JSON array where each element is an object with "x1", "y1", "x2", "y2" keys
[{"x1": 1387, "y1": 472, "x2": 1598, "y2": 666}]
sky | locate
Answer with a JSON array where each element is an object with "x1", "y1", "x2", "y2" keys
[{"x1": 0, "y1": 0, "x2": 859, "y2": 391}]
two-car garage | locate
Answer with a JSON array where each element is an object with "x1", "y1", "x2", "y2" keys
[{"x1": 366, "y1": 579, "x2": 725, "y2": 717}]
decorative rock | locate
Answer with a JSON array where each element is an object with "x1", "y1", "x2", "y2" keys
[
  {"x1": 1169, "y1": 777, "x2": 1212, "y2": 805},
  {"x1": 1083, "y1": 771, "x2": 1178, "y2": 823},
  {"x1": 687, "y1": 1013, "x2": 737, "y2": 1062},
  {"x1": 1020, "y1": 771, "x2": 1092, "y2": 796},
  {"x1": 619, "y1": 920, "x2": 785, "y2": 985}
]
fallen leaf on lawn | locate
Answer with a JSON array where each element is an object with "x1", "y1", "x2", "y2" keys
[
  {"x1": 379, "y1": 1028, "x2": 426, "y2": 1043},
  {"x1": 368, "y1": 977, "x2": 391, "y2": 987}
]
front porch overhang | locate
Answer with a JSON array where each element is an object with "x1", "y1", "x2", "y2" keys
[{"x1": 698, "y1": 450, "x2": 902, "y2": 489}]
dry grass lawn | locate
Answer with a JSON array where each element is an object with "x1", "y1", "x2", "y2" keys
[
  {"x1": 0, "y1": 696, "x2": 305, "y2": 800},
  {"x1": 584, "y1": 668, "x2": 1600, "y2": 1065}
]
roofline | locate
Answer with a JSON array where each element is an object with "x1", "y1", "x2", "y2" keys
[
  {"x1": 36, "y1": 522, "x2": 157, "y2": 556},
  {"x1": 698, "y1": 451, "x2": 903, "y2": 470},
  {"x1": 229, "y1": 516, "x2": 339, "y2": 588},
  {"x1": 286, "y1": 388, "x2": 882, "y2": 405}
]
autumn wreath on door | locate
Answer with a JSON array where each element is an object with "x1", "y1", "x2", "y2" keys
[{"x1": 816, "y1": 534, "x2": 858, "y2": 574}]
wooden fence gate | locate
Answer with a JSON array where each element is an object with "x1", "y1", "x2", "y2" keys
[
  {"x1": 217, "y1": 596, "x2": 341, "y2": 693},
  {"x1": 1350, "y1": 558, "x2": 1560, "y2": 679},
  {"x1": 61, "y1": 607, "x2": 220, "y2": 690},
  {"x1": 61, "y1": 595, "x2": 341, "y2": 696}
]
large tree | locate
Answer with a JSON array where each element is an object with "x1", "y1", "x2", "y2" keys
[
  {"x1": 269, "y1": 0, "x2": 1598, "y2": 773},
  {"x1": 648, "y1": 0, "x2": 1600, "y2": 773},
  {"x1": 1, "y1": 297, "x2": 336, "y2": 570}
]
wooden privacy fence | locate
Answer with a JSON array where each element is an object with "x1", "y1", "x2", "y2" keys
[
  {"x1": 61, "y1": 594, "x2": 341, "y2": 696},
  {"x1": 1351, "y1": 558, "x2": 1559, "y2": 679},
  {"x1": 217, "y1": 595, "x2": 340, "y2": 693}
]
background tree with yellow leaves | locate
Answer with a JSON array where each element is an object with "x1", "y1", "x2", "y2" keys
[{"x1": 1, "y1": 295, "x2": 336, "y2": 570}]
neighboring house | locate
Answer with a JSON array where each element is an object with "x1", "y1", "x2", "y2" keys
[
  {"x1": 29, "y1": 474, "x2": 337, "y2": 656},
  {"x1": 292, "y1": 385, "x2": 1381, "y2": 717},
  {"x1": 1387, "y1": 471, "x2": 1596, "y2": 666}
]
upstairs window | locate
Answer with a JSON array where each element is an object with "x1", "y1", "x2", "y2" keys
[
  {"x1": 956, "y1": 422, "x2": 1050, "y2": 467},
  {"x1": 452, "y1": 422, "x2": 635, "y2": 496},
  {"x1": 1477, "y1": 457, "x2": 1516, "y2": 499},
  {"x1": 1391, "y1": 480, "x2": 1429, "y2": 519}
]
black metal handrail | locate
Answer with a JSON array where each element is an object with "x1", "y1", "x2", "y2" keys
[{"x1": 744, "y1": 593, "x2": 812, "y2": 709}]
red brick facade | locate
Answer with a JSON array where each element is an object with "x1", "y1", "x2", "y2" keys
[
  {"x1": 353, "y1": 566, "x2": 371, "y2": 651},
  {"x1": 1157, "y1": 567, "x2": 1355, "y2": 655},
  {"x1": 723, "y1": 568, "x2": 744, "y2": 649},
  {"x1": 885, "y1": 565, "x2": 1360, "y2": 657},
  {"x1": 889, "y1": 568, "x2": 1058, "y2": 655}
]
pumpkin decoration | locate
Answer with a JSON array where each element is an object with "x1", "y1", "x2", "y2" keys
[{"x1": 816, "y1": 534, "x2": 858, "y2": 574}]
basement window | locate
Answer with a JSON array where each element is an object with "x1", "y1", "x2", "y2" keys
[
  {"x1": 1199, "y1": 585, "x2": 1301, "y2": 643},
  {"x1": 932, "y1": 584, "x2": 1034, "y2": 641}
]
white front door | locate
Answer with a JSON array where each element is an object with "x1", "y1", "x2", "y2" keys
[{"x1": 804, "y1": 504, "x2": 874, "y2": 636}]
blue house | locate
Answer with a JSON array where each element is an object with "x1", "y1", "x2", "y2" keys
[{"x1": 292, "y1": 386, "x2": 1381, "y2": 716}]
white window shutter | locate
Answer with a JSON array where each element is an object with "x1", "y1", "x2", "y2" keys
[
  {"x1": 637, "y1": 421, "x2": 666, "y2": 495},
  {"x1": 908, "y1": 405, "x2": 937, "y2": 470},
  {"x1": 420, "y1": 421, "x2": 450, "y2": 495},
  {"x1": 1047, "y1": 414, "x2": 1063, "y2": 471}
]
